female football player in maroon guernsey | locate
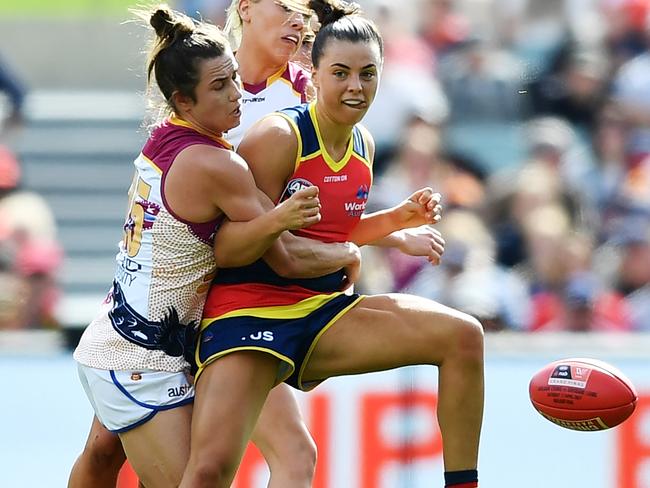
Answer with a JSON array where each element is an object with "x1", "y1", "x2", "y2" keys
[{"x1": 67, "y1": 4, "x2": 359, "y2": 487}]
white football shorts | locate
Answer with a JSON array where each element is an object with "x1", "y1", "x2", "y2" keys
[{"x1": 77, "y1": 363, "x2": 194, "y2": 433}]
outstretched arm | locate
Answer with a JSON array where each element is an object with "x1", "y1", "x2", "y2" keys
[
  {"x1": 368, "y1": 225, "x2": 446, "y2": 265},
  {"x1": 348, "y1": 188, "x2": 442, "y2": 245}
]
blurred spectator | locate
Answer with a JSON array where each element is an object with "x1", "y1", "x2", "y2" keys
[
  {"x1": 0, "y1": 145, "x2": 62, "y2": 329},
  {"x1": 611, "y1": 14, "x2": 650, "y2": 166},
  {"x1": 419, "y1": 0, "x2": 471, "y2": 55},
  {"x1": 519, "y1": 204, "x2": 632, "y2": 332},
  {"x1": 439, "y1": 35, "x2": 524, "y2": 123},
  {"x1": 609, "y1": 215, "x2": 650, "y2": 330},
  {"x1": 601, "y1": 0, "x2": 650, "y2": 69},
  {"x1": 507, "y1": 0, "x2": 569, "y2": 72},
  {"x1": 590, "y1": 104, "x2": 629, "y2": 215},
  {"x1": 601, "y1": 59, "x2": 650, "y2": 217},
  {"x1": 404, "y1": 209, "x2": 531, "y2": 331},
  {"x1": 522, "y1": 116, "x2": 600, "y2": 213},
  {"x1": 526, "y1": 47, "x2": 610, "y2": 132},
  {"x1": 486, "y1": 123, "x2": 591, "y2": 268},
  {"x1": 519, "y1": 203, "x2": 582, "y2": 291},
  {"x1": 530, "y1": 271, "x2": 632, "y2": 332},
  {"x1": 0, "y1": 54, "x2": 27, "y2": 130},
  {"x1": 368, "y1": 116, "x2": 486, "y2": 213},
  {"x1": 363, "y1": 0, "x2": 449, "y2": 173}
]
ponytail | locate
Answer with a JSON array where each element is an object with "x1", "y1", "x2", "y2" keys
[
  {"x1": 133, "y1": 4, "x2": 230, "y2": 115},
  {"x1": 308, "y1": 0, "x2": 383, "y2": 68}
]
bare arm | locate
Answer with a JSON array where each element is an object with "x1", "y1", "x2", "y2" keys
[
  {"x1": 216, "y1": 187, "x2": 360, "y2": 277},
  {"x1": 367, "y1": 226, "x2": 446, "y2": 265},
  {"x1": 168, "y1": 145, "x2": 320, "y2": 268},
  {"x1": 346, "y1": 127, "x2": 441, "y2": 245},
  {"x1": 348, "y1": 188, "x2": 442, "y2": 245},
  {"x1": 269, "y1": 233, "x2": 361, "y2": 278}
]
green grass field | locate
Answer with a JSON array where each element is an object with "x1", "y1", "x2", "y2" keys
[{"x1": 0, "y1": 0, "x2": 155, "y2": 17}]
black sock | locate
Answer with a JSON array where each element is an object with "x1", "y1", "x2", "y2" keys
[{"x1": 444, "y1": 469, "x2": 478, "y2": 487}]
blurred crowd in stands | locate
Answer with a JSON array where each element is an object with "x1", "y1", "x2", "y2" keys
[
  {"x1": 0, "y1": 145, "x2": 62, "y2": 330},
  {"x1": 1, "y1": 0, "x2": 650, "y2": 332},
  {"x1": 357, "y1": 0, "x2": 650, "y2": 333},
  {"x1": 0, "y1": 52, "x2": 62, "y2": 329}
]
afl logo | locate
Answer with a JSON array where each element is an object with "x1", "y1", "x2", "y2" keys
[{"x1": 281, "y1": 178, "x2": 313, "y2": 201}]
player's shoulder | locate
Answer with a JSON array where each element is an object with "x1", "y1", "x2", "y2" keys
[
  {"x1": 248, "y1": 111, "x2": 298, "y2": 141},
  {"x1": 278, "y1": 62, "x2": 312, "y2": 101},
  {"x1": 285, "y1": 62, "x2": 311, "y2": 88},
  {"x1": 176, "y1": 143, "x2": 246, "y2": 180},
  {"x1": 239, "y1": 113, "x2": 300, "y2": 164},
  {"x1": 356, "y1": 123, "x2": 375, "y2": 161}
]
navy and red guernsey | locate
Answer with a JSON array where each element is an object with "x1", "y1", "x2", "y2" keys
[{"x1": 202, "y1": 102, "x2": 373, "y2": 320}]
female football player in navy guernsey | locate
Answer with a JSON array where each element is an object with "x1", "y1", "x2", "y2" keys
[
  {"x1": 68, "y1": 5, "x2": 362, "y2": 488},
  {"x1": 180, "y1": 1, "x2": 484, "y2": 488}
]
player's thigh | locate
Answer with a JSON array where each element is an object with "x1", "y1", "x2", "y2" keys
[
  {"x1": 251, "y1": 383, "x2": 313, "y2": 457},
  {"x1": 119, "y1": 404, "x2": 192, "y2": 488},
  {"x1": 191, "y1": 351, "x2": 282, "y2": 458},
  {"x1": 302, "y1": 293, "x2": 483, "y2": 381}
]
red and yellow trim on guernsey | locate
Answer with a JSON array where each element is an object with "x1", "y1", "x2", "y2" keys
[{"x1": 274, "y1": 102, "x2": 373, "y2": 175}]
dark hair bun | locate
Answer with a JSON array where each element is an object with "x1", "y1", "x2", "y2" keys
[
  {"x1": 309, "y1": 0, "x2": 361, "y2": 28},
  {"x1": 150, "y1": 6, "x2": 194, "y2": 41}
]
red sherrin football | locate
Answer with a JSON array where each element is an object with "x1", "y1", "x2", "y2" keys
[{"x1": 529, "y1": 358, "x2": 637, "y2": 431}]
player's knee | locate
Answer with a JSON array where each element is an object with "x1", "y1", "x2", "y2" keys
[
  {"x1": 450, "y1": 314, "x2": 484, "y2": 364},
  {"x1": 266, "y1": 425, "x2": 317, "y2": 482},
  {"x1": 189, "y1": 451, "x2": 240, "y2": 487},
  {"x1": 84, "y1": 432, "x2": 125, "y2": 470},
  {"x1": 284, "y1": 432, "x2": 317, "y2": 481}
]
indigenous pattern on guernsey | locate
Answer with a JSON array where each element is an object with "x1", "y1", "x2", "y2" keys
[
  {"x1": 74, "y1": 116, "x2": 229, "y2": 372},
  {"x1": 203, "y1": 101, "x2": 372, "y2": 319},
  {"x1": 225, "y1": 62, "x2": 310, "y2": 148}
]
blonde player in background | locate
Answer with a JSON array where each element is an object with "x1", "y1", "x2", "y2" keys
[{"x1": 67, "y1": 5, "x2": 360, "y2": 488}]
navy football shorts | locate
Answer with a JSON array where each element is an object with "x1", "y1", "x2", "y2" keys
[{"x1": 196, "y1": 292, "x2": 363, "y2": 390}]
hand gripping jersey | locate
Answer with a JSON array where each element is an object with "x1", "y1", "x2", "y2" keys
[
  {"x1": 74, "y1": 117, "x2": 229, "y2": 372},
  {"x1": 202, "y1": 102, "x2": 372, "y2": 320},
  {"x1": 226, "y1": 62, "x2": 311, "y2": 147}
]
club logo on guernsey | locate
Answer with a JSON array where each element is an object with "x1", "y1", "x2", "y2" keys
[
  {"x1": 281, "y1": 178, "x2": 313, "y2": 201},
  {"x1": 138, "y1": 200, "x2": 161, "y2": 230}
]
